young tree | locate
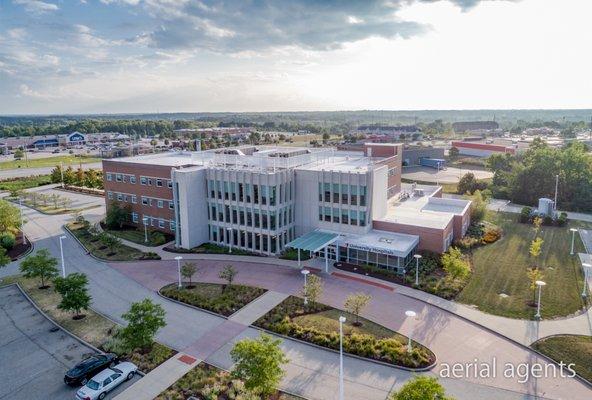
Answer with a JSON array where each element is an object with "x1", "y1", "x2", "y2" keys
[
  {"x1": 19, "y1": 249, "x2": 59, "y2": 289},
  {"x1": 101, "y1": 234, "x2": 121, "y2": 254},
  {"x1": 50, "y1": 165, "x2": 63, "y2": 184},
  {"x1": 532, "y1": 216, "x2": 543, "y2": 235},
  {"x1": 219, "y1": 265, "x2": 237, "y2": 292},
  {"x1": 468, "y1": 190, "x2": 488, "y2": 222},
  {"x1": 390, "y1": 376, "x2": 454, "y2": 400},
  {"x1": 181, "y1": 262, "x2": 198, "y2": 288},
  {"x1": 120, "y1": 298, "x2": 166, "y2": 352},
  {"x1": 302, "y1": 274, "x2": 323, "y2": 306},
  {"x1": 105, "y1": 202, "x2": 129, "y2": 229},
  {"x1": 13, "y1": 148, "x2": 24, "y2": 160},
  {"x1": 75, "y1": 168, "x2": 85, "y2": 187},
  {"x1": 441, "y1": 247, "x2": 470, "y2": 281},
  {"x1": 0, "y1": 247, "x2": 10, "y2": 269},
  {"x1": 54, "y1": 273, "x2": 92, "y2": 320},
  {"x1": 231, "y1": 333, "x2": 289, "y2": 397},
  {"x1": 457, "y1": 172, "x2": 478, "y2": 195},
  {"x1": 448, "y1": 146, "x2": 459, "y2": 159},
  {"x1": 344, "y1": 293, "x2": 372, "y2": 326},
  {"x1": 529, "y1": 237, "x2": 544, "y2": 266},
  {"x1": 62, "y1": 166, "x2": 76, "y2": 185},
  {"x1": 0, "y1": 199, "x2": 21, "y2": 234}
]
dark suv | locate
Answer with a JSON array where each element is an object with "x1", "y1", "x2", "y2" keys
[{"x1": 64, "y1": 353, "x2": 118, "y2": 386}]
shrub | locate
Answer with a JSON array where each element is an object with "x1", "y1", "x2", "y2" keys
[
  {"x1": 556, "y1": 212, "x2": 568, "y2": 227},
  {"x1": 543, "y1": 215, "x2": 554, "y2": 226},
  {"x1": 150, "y1": 231, "x2": 167, "y2": 246},
  {"x1": 0, "y1": 232, "x2": 16, "y2": 250},
  {"x1": 482, "y1": 226, "x2": 502, "y2": 244},
  {"x1": 520, "y1": 206, "x2": 532, "y2": 223}
]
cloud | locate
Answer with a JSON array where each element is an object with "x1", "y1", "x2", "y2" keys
[
  {"x1": 105, "y1": 0, "x2": 514, "y2": 53},
  {"x1": 13, "y1": 0, "x2": 59, "y2": 14}
]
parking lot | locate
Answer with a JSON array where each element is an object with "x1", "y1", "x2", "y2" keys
[
  {"x1": 0, "y1": 285, "x2": 139, "y2": 400},
  {"x1": 402, "y1": 165, "x2": 493, "y2": 183}
]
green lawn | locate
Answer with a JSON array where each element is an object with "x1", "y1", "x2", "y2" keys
[
  {"x1": 2, "y1": 275, "x2": 174, "y2": 373},
  {"x1": 457, "y1": 212, "x2": 590, "y2": 319},
  {"x1": 104, "y1": 226, "x2": 173, "y2": 247},
  {"x1": 67, "y1": 221, "x2": 160, "y2": 261},
  {"x1": 0, "y1": 155, "x2": 100, "y2": 170},
  {"x1": 0, "y1": 175, "x2": 52, "y2": 192},
  {"x1": 160, "y1": 282, "x2": 266, "y2": 317},
  {"x1": 532, "y1": 335, "x2": 592, "y2": 383}
]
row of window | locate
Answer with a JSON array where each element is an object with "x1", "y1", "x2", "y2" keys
[
  {"x1": 106, "y1": 172, "x2": 172, "y2": 188},
  {"x1": 318, "y1": 183, "x2": 367, "y2": 206},
  {"x1": 318, "y1": 206, "x2": 367, "y2": 226},
  {"x1": 209, "y1": 225, "x2": 295, "y2": 254},
  {"x1": 107, "y1": 191, "x2": 174, "y2": 210},
  {"x1": 132, "y1": 212, "x2": 176, "y2": 230},
  {"x1": 208, "y1": 203, "x2": 294, "y2": 230},
  {"x1": 207, "y1": 179, "x2": 293, "y2": 206}
]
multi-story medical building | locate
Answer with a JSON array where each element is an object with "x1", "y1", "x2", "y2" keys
[{"x1": 102, "y1": 143, "x2": 471, "y2": 273}]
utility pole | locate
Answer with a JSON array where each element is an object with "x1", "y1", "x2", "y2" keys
[{"x1": 554, "y1": 174, "x2": 559, "y2": 211}]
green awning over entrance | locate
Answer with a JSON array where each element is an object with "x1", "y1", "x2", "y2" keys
[{"x1": 286, "y1": 231, "x2": 340, "y2": 253}]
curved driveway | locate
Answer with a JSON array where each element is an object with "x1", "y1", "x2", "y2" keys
[{"x1": 2, "y1": 200, "x2": 591, "y2": 400}]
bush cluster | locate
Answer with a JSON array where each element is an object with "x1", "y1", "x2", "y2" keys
[
  {"x1": 0, "y1": 232, "x2": 16, "y2": 250},
  {"x1": 520, "y1": 207, "x2": 569, "y2": 227},
  {"x1": 161, "y1": 284, "x2": 266, "y2": 317},
  {"x1": 279, "y1": 248, "x2": 312, "y2": 261}
]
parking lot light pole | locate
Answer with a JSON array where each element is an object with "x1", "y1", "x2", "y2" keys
[
  {"x1": 175, "y1": 256, "x2": 183, "y2": 288},
  {"x1": 535, "y1": 280, "x2": 546, "y2": 319},
  {"x1": 338, "y1": 316, "x2": 346, "y2": 400},
  {"x1": 582, "y1": 263, "x2": 591, "y2": 298},
  {"x1": 301, "y1": 269, "x2": 310, "y2": 305},
  {"x1": 413, "y1": 254, "x2": 422, "y2": 286},
  {"x1": 405, "y1": 310, "x2": 417, "y2": 353},
  {"x1": 227, "y1": 228, "x2": 232, "y2": 253},
  {"x1": 570, "y1": 228, "x2": 578, "y2": 255},
  {"x1": 18, "y1": 197, "x2": 26, "y2": 246},
  {"x1": 59, "y1": 235, "x2": 67, "y2": 277}
]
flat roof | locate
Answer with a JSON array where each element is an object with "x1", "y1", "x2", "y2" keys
[
  {"x1": 110, "y1": 151, "x2": 197, "y2": 167},
  {"x1": 339, "y1": 229, "x2": 419, "y2": 257},
  {"x1": 287, "y1": 230, "x2": 340, "y2": 252}
]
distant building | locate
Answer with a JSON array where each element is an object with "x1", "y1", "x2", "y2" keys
[
  {"x1": 451, "y1": 141, "x2": 516, "y2": 157},
  {"x1": 452, "y1": 121, "x2": 499, "y2": 133},
  {"x1": 356, "y1": 125, "x2": 423, "y2": 141},
  {"x1": 402, "y1": 146, "x2": 445, "y2": 166}
]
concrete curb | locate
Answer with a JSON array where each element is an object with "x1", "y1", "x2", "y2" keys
[
  {"x1": 155, "y1": 283, "x2": 436, "y2": 373},
  {"x1": 10, "y1": 234, "x2": 34, "y2": 261}
]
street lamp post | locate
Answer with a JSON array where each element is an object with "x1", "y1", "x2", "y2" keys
[
  {"x1": 582, "y1": 263, "x2": 591, "y2": 298},
  {"x1": 228, "y1": 228, "x2": 232, "y2": 254},
  {"x1": 413, "y1": 254, "x2": 422, "y2": 286},
  {"x1": 60, "y1": 161, "x2": 64, "y2": 188},
  {"x1": 570, "y1": 228, "x2": 578, "y2": 255},
  {"x1": 59, "y1": 235, "x2": 67, "y2": 277},
  {"x1": 18, "y1": 197, "x2": 27, "y2": 246},
  {"x1": 143, "y1": 217, "x2": 149, "y2": 243},
  {"x1": 405, "y1": 310, "x2": 417, "y2": 353},
  {"x1": 175, "y1": 256, "x2": 183, "y2": 288},
  {"x1": 301, "y1": 269, "x2": 310, "y2": 305},
  {"x1": 338, "y1": 316, "x2": 346, "y2": 400},
  {"x1": 535, "y1": 280, "x2": 546, "y2": 319}
]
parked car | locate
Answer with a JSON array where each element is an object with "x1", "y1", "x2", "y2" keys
[
  {"x1": 64, "y1": 353, "x2": 118, "y2": 386},
  {"x1": 75, "y1": 361, "x2": 137, "y2": 400}
]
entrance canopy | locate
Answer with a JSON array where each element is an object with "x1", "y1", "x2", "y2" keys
[{"x1": 287, "y1": 230, "x2": 340, "y2": 253}]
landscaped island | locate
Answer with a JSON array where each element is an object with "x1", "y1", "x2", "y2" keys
[
  {"x1": 254, "y1": 296, "x2": 435, "y2": 370},
  {"x1": 532, "y1": 335, "x2": 592, "y2": 383}
]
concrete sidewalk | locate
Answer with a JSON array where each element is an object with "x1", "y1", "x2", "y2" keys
[
  {"x1": 114, "y1": 353, "x2": 200, "y2": 400},
  {"x1": 229, "y1": 291, "x2": 289, "y2": 326}
]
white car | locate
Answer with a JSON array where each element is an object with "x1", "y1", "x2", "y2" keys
[{"x1": 75, "y1": 361, "x2": 137, "y2": 400}]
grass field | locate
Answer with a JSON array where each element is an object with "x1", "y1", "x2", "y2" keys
[
  {"x1": 532, "y1": 335, "x2": 592, "y2": 383},
  {"x1": 0, "y1": 155, "x2": 100, "y2": 170},
  {"x1": 0, "y1": 175, "x2": 52, "y2": 192},
  {"x1": 457, "y1": 212, "x2": 590, "y2": 319},
  {"x1": 104, "y1": 226, "x2": 173, "y2": 247}
]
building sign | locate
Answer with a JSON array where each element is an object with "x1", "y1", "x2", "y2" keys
[
  {"x1": 346, "y1": 242, "x2": 402, "y2": 257},
  {"x1": 69, "y1": 133, "x2": 85, "y2": 142}
]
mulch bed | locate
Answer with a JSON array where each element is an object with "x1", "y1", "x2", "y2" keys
[
  {"x1": 334, "y1": 262, "x2": 406, "y2": 285},
  {"x1": 7, "y1": 233, "x2": 32, "y2": 261}
]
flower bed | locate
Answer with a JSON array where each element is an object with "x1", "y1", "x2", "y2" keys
[
  {"x1": 160, "y1": 282, "x2": 267, "y2": 317},
  {"x1": 254, "y1": 296, "x2": 435, "y2": 369}
]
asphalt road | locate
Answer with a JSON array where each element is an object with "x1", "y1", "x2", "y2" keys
[{"x1": 0, "y1": 285, "x2": 139, "y2": 400}]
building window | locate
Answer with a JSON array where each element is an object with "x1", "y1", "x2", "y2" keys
[
  {"x1": 167, "y1": 180, "x2": 173, "y2": 188},
  {"x1": 324, "y1": 206, "x2": 331, "y2": 222},
  {"x1": 148, "y1": 178, "x2": 153, "y2": 185},
  {"x1": 116, "y1": 174, "x2": 122, "y2": 182},
  {"x1": 142, "y1": 197, "x2": 149, "y2": 205},
  {"x1": 106, "y1": 173, "x2": 112, "y2": 181},
  {"x1": 140, "y1": 176, "x2": 147, "y2": 185},
  {"x1": 158, "y1": 219, "x2": 165, "y2": 228},
  {"x1": 170, "y1": 221, "x2": 176, "y2": 231},
  {"x1": 132, "y1": 212, "x2": 138, "y2": 223},
  {"x1": 169, "y1": 201, "x2": 174, "y2": 210},
  {"x1": 117, "y1": 193, "x2": 123, "y2": 201},
  {"x1": 130, "y1": 176, "x2": 136, "y2": 184},
  {"x1": 157, "y1": 200, "x2": 164, "y2": 208},
  {"x1": 156, "y1": 179, "x2": 163, "y2": 187},
  {"x1": 388, "y1": 167, "x2": 397, "y2": 176},
  {"x1": 108, "y1": 191, "x2": 113, "y2": 200},
  {"x1": 131, "y1": 195, "x2": 137, "y2": 204}
]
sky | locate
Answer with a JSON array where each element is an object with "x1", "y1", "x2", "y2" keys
[{"x1": 0, "y1": 0, "x2": 591, "y2": 114}]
